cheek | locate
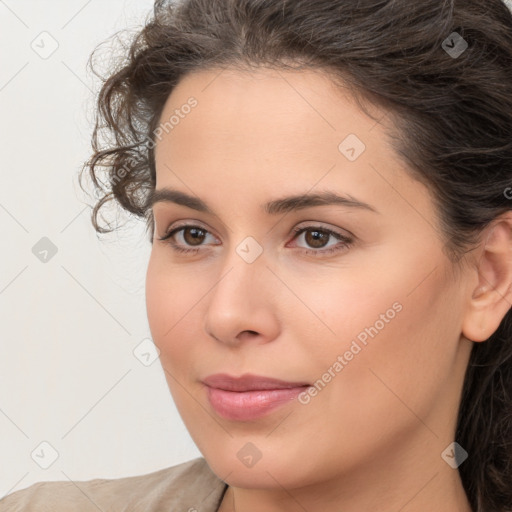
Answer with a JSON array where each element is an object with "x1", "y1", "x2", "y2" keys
[
  {"x1": 145, "y1": 253, "x2": 211, "y2": 374},
  {"x1": 145, "y1": 255, "x2": 191, "y2": 356},
  {"x1": 290, "y1": 243, "x2": 457, "y2": 414},
  {"x1": 309, "y1": 264, "x2": 457, "y2": 433},
  {"x1": 272, "y1": 262, "x2": 458, "y2": 477},
  {"x1": 145, "y1": 257, "x2": 171, "y2": 342}
]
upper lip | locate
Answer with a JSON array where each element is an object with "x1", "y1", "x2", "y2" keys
[{"x1": 202, "y1": 373, "x2": 310, "y2": 391}]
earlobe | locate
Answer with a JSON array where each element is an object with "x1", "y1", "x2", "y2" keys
[{"x1": 461, "y1": 212, "x2": 512, "y2": 343}]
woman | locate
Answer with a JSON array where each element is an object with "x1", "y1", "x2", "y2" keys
[{"x1": 2, "y1": 0, "x2": 512, "y2": 510}]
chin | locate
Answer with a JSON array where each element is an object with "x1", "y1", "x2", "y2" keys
[
  {"x1": 199, "y1": 441, "x2": 314, "y2": 490},
  {"x1": 207, "y1": 454, "x2": 290, "y2": 488}
]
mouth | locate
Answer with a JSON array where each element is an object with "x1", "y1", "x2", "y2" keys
[{"x1": 202, "y1": 373, "x2": 311, "y2": 421}]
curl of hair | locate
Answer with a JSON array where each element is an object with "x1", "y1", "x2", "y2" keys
[{"x1": 80, "y1": 1, "x2": 512, "y2": 510}]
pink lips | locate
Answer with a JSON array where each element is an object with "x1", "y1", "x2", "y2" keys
[{"x1": 202, "y1": 373, "x2": 310, "y2": 421}]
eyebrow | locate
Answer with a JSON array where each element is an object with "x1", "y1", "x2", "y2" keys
[{"x1": 147, "y1": 187, "x2": 379, "y2": 215}]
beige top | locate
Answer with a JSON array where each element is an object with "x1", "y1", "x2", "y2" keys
[{"x1": 0, "y1": 457, "x2": 228, "y2": 511}]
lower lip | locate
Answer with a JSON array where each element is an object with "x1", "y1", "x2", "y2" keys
[{"x1": 205, "y1": 385, "x2": 309, "y2": 421}]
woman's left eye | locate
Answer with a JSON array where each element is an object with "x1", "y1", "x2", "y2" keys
[
  {"x1": 289, "y1": 226, "x2": 354, "y2": 256},
  {"x1": 157, "y1": 223, "x2": 354, "y2": 256}
]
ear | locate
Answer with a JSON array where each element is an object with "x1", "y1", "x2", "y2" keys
[{"x1": 461, "y1": 211, "x2": 512, "y2": 342}]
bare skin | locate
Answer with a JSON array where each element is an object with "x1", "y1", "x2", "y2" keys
[{"x1": 145, "y1": 66, "x2": 512, "y2": 512}]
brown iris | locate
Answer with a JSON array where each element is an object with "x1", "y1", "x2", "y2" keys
[
  {"x1": 182, "y1": 227, "x2": 207, "y2": 246},
  {"x1": 303, "y1": 229, "x2": 330, "y2": 249}
]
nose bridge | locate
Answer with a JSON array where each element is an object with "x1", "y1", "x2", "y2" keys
[{"x1": 211, "y1": 234, "x2": 267, "y2": 307}]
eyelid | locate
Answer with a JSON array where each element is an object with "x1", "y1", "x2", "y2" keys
[
  {"x1": 161, "y1": 219, "x2": 218, "y2": 238},
  {"x1": 291, "y1": 220, "x2": 355, "y2": 239}
]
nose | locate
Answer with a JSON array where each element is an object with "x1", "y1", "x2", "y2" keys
[{"x1": 203, "y1": 245, "x2": 281, "y2": 348}]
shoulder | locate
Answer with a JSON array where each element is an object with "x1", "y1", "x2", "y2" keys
[{"x1": 0, "y1": 457, "x2": 227, "y2": 512}]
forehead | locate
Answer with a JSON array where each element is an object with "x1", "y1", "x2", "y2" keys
[
  {"x1": 151, "y1": 66, "x2": 437, "y2": 235},
  {"x1": 154, "y1": 66, "x2": 385, "y2": 175}
]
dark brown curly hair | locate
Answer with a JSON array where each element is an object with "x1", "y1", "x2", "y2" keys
[{"x1": 80, "y1": 1, "x2": 512, "y2": 510}]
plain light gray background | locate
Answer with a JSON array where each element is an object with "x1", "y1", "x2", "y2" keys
[
  {"x1": 0, "y1": 0, "x2": 201, "y2": 498},
  {"x1": 1, "y1": 0, "x2": 512, "y2": 499}
]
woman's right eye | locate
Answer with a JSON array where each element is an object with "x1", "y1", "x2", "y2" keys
[{"x1": 158, "y1": 225, "x2": 219, "y2": 254}]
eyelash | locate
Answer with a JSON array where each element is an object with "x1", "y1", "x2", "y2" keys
[{"x1": 157, "y1": 222, "x2": 354, "y2": 257}]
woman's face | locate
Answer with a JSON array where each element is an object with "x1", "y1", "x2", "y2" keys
[{"x1": 146, "y1": 67, "x2": 474, "y2": 489}]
